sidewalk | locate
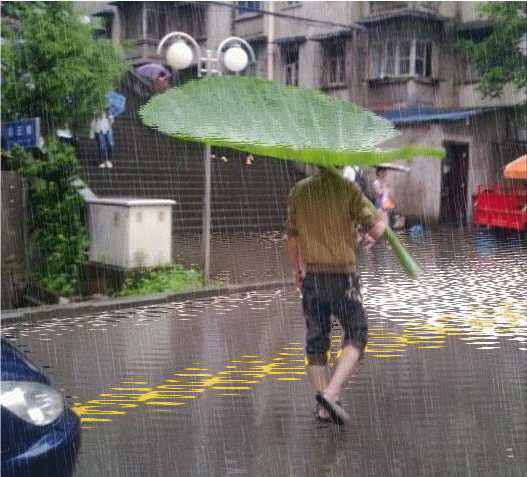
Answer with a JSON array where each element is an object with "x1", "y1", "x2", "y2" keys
[{"x1": 1, "y1": 230, "x2": 292, "y2": 322}]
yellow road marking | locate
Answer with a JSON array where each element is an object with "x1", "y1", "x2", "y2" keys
[{"x1": 73, "y1": 304, "x2": 525, "y2": 430}]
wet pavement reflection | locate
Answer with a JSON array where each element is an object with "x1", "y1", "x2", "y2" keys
[{"x1": 2, "y1": 228, "x2": 526, "y2": 477}]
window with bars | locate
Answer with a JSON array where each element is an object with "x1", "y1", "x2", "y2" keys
[
  {"x1": 415, "y1": 41, "x2": 432, "y2": 77},
  {"x1": 371, "y1": 39, "x2": 433, "y2": 78},
  {"x1": 172, "y1": 4, "x2": 207, "y2": 40},
  {"x1": 236, "y1": 1, "x2": 260, "y2": 15},
  {"x1": 194, "y1": 7, "x2": 207, "y2": 39},
  {"x1": 282, "y1": 1, "x2": 301, "y2": 7},
  {"x1": 371, "y1": 45, "x2": 383, "y2": 78},
  {"x1": 326, "y1": 41, "x2": 346, "y2": 87},
  {"x1": 385, "y1": 41, "x2": 396, "y2": 75},
  {"x1": 145, "y1": 6, "x2": 167, "y2": 40},
  {"x1": 283, "y1": 46, "x2": 299, "y2": 86},
  {"x1": 124, "y1": 5, "x2": 142, "y2": 40},
  {"x1": 370, "y1": 2, "x2": 440, "y2": 16}
]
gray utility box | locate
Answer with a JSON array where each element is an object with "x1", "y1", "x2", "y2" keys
[{"x1": 87, "y1": 198, "x2": 176, "y2": 269}]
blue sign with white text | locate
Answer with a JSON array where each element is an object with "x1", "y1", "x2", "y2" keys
[{"x1": 2, "y1": 117, "x2": 40, "y2": 149}]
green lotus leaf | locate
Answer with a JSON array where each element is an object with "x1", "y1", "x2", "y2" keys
[
  {"x1": 140, "y1": 75, "x2": 445, "y2": 278},
  {"x1": 139, "y1": 75, "x2": 445, "y2": 166}
]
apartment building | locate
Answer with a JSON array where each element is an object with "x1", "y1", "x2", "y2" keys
[{"x1": 99, "y1": 1, "x2": 525, "y2": 225}]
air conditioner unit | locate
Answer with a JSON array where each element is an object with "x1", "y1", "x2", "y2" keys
[{"x1": 87, "y1": 198, "x2": 176, "y2": 269}]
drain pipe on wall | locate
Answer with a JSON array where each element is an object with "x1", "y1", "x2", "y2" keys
[{"x1": 267, "y1": 1, "x2": 275, "y2": 80}]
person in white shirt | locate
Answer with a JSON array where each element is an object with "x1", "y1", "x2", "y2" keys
[
  {"x1": 89, "y1": 108, "x2": 114, "y2": 168},
  {"x1": 372, "y1": 166, "x2": 398, "y2": 228}
]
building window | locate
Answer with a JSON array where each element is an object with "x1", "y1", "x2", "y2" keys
[
  {"x1": 189, "y1": 4, "x2": 206, "y2": 39},
  {"x1": 237, "y1": 1, "x2": 260, "y2": 15},
  {"x1": 124, "y1": 6, "x2": 142, "y2": 40},
  {"x1": 385, "y1": 41, "x2": 396, "y2": 75},
  {"x1": 370, "y1": 2, "x2": 440, "y2": 16},
  {"x1": 145, "y1": 5, "x2": 167, "y2": 40},
  {"x1": 415, "y1": 41, "x2": 432, "y2": 77},
  {"x1": 398, "y1": 41, "x2": 411, "y2": 75},
  {"x1": 370, "y1": 1, "x2": 408, "y2": 16},
  {"x1": 248, "y1": 41, "x2": 266, "y2": 78},
  {"x1": 371, "y1": 39, "x2": 433, "y2": 78},
  {"x1": 371, "y1": 44, "x2": 383, "y2": 78},
  {"x1": 172, "y1": 3, "x2": 207, "y2": 40},
  {"x1": 283, "y1": 46, "x2": 299, "y2": 86},
  {"x1": 326, "y1": 41, "x2": 346, "y2": 87}
]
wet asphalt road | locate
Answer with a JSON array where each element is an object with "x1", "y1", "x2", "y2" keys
[{"x1": 2, "y1": 228, "x2": 526, "y2": 477}]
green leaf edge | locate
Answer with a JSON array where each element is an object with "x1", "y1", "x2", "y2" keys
[{"x1": 139, "y1": 76, "x2": 446, "y2": 166}]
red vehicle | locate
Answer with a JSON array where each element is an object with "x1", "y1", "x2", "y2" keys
[{"x1": 473, "y1": 183, "x2": 527, "y2": 231}]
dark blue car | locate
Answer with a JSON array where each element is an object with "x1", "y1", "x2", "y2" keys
[{"x1": 1, "y1": 337, "x2": 81, "y2": 477}]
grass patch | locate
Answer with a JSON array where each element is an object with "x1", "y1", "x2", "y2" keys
[{"x1": 119, "y1": 265, "x2": 204, "y2": 297}]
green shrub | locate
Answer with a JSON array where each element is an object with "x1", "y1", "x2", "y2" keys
[
  {"x1": 119, "y1": 265, "x2": 204, "y2": 296},
  {"x1": 7, "y1": 139, "x2": 87, "y2": 296}
]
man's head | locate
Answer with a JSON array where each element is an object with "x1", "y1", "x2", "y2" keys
[
  {"x1": 317, "y1": 165, "x2": 332, "y2": 175},
  {"x1": 375, "y1": 167, "x2": 387, "y2": 179}
]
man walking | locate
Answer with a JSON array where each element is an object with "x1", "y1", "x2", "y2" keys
[{"x1": 286, "y1": 166, "x2": 387, "y2": 424}]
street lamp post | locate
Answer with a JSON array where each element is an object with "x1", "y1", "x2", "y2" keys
[{"x1": 157, "y1": 32, "x2": 256, "y2": 283}]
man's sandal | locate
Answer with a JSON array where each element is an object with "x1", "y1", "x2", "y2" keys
[
  {"x1": 316, "y1": 392, "x2": 350, "y2": 425},
  {"x1": 314, "y1": 402, "x2": 332, "y2": 422}
]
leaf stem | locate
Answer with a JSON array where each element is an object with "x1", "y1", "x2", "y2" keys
[{"x1": 328, "y1": 166, "x2": 423, "y2": 278}]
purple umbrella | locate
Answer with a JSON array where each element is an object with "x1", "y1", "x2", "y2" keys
[{"x1": 135, "y1": 63, "x2": 172, "y2": 80}]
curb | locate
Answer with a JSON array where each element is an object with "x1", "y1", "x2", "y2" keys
[{"x1": 1, "y1": 279, "x2": 295, "y2": 323}]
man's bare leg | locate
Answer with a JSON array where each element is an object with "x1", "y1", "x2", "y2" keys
[
  {"x1": 307, "y1": 364, "x2": 331, "y2": 419},
  {"x1": 307, "y1": 364, "x2": 329, "y2": 393},
  {"x1": 323, "y1": 344, "x2": 361, "y2": 401}
]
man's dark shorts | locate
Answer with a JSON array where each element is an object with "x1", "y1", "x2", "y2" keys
[{"x1": 301, "y1": 272, "x2": 368, "y2": 365}]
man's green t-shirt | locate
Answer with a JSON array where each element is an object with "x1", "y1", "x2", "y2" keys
[{"x1": 286, "y1": 170, "x2": 377, "y2": 273}]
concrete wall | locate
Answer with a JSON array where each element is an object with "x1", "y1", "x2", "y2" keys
[
  {"x1": 207, "y1": 2, "x2": 234, "y2": 48},
  {"x1": 462, "y1": 110, "x2": 510, "y2": 189},
  {"x1": 375, "y1": 124, "x2": 445, "y2": 224},
  {"x1": 372, "y1": 109, "x2": 514, "y2": 225},
  {"x1": 458, "y1": 84, "x2": 527, "y2": 109},
  {"x1": 458, "y1": 2, "x2": 485, "y2": 22}
]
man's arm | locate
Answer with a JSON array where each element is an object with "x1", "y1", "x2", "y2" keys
[
  {"x1": 367, "y1": 210, "x2": 388, "y2": 240},
  {"x1": 350, "y1": 177, "x2": 388, "y2": 243},
  {"x1": 287, "y1": 234, "x2": 304, "y2": 285},
  {"x1": 362, "y1": 209, "x2": 388, "y2": 249}
]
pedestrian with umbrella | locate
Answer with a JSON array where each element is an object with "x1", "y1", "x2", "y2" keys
[{"x1": 136, "y1": 63, "x2": 172, "y2": 93}]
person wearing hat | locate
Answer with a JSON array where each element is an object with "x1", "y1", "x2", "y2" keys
[{"x1": 285, "y1": 166, "x2": 387, "y2": 424}]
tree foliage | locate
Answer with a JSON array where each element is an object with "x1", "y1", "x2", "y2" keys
[
  {"x1": 457, "y1": 2, "x2": 527, "y2": 99},
  {"x1": 1, "y1": 2, "x2": 125, "y2": 297},
  {"x1": 1, "y1": 1, "x2": 125, "y2": 133},
  {"x1": 6, "y1": 141, "x2": 88, "y2": 296}
]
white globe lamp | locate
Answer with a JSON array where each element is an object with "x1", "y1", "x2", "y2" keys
[
  {"x1": 166, "y1": 41, "x2": 194, "y2": 70},
  {"x1": 223, "y1": 46, "x2": 249, "y2": 73}
]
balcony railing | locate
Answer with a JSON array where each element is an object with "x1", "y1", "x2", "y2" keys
[{"x1": 370, "y1": 2, "x2": 440, "y2": 16}]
